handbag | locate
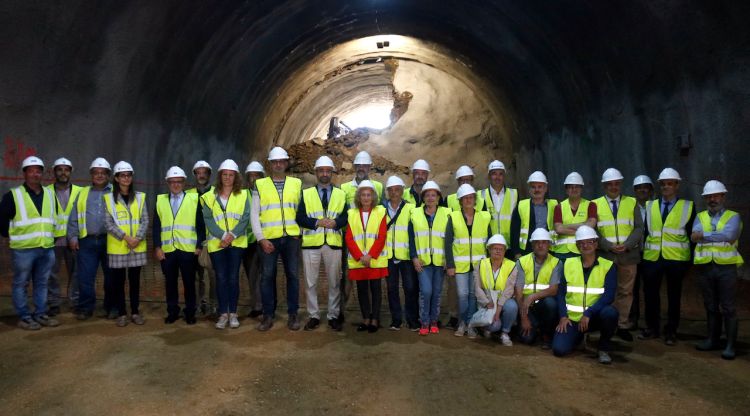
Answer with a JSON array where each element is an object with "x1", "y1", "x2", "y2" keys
[{"x1": 469, "y1": 288, "x2": 500, "y2": 328}]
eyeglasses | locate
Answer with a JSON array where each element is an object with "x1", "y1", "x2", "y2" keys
[
  {"x1": 577, "y1": 239, "x2": 597, "y2": 246},
  {"x1": 118, "y1": 173, "x2": 133, "y2": 178}
]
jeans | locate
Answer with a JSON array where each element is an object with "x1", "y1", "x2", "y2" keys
[
  {"x1": 386, "y1": 259, "x2": 418, "y2": 324},
  {"x1": 486, "y1": 298, "x2": 518, "y2": 333},
  {"x1": 110, "y1": 267, "x2": 141, "y2": 316},
  {"x1": 552, "y1": 305, "x2": 619, "y2": 356},
  {"x1": 210, "y1": 247, "x2": 244, "y2": 314},
  {"x1": 418, "y1": 265, "x2": 444, "y2": 324},
  {"x1": 76, "y1": 235, "x2": 112, "y2": 314},
  {"x1": 455, "y1": 271, "x2": 477, "y2": 324},
  {"x1": 643, "y1": 258, "x2": 689, "y2": 335},
  {"x1": 49, "y1": 244, "x2": 77, "y2": 307},
  {"x1": 260, "y1": 236, "x2": 301, "y2": 318},
  {"x1": 162, "y1": 249, "x2": 197, "y2": 317},
  {"x1": 11, "y1": 247, "x2": 55, "y2": 319},
  {"x1": 518, "y1": 296, "x2": 558, "y2": 344}
]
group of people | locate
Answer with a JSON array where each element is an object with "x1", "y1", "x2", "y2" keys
[{"x1": 1, "y1": 146, "x2": 743, "y2": 364}]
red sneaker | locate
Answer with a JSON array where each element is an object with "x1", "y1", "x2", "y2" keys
[
  {"x1": 419, "y1": 325, "x2": 429, "y2": 336},
  {"x1": 430, "y1": 322, "x2": 439, "y2": 334}
]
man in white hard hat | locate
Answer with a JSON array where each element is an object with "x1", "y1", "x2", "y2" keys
[
  {"x1": 67, "y1": 157, "x2": 115, "y2": 320},
  {"x1": 691, "y1": 180, "x2": 743, "y2": 360},
  {"x1": 629, "y1": 174, "x2": 654, "y2": 328},
  {"x1": 553, "y1": 172, "x2": 597, "y2": 259},
  {"x1": 242, "y1": 161, "x2": 265, "y2": 319},
  {"x1": 514, "y1": 228, "x2": 561, "y2": 348},
  {"x1": 446, "y1": 165, "x2": 484, "y2": 212},
  {"x1": 479, "y1": 160, "x2": 518, "y2": 245},
  {"x1": 639, "y1": 167, "x2": 695, "y2": 346},
  {"x1": 593, "y1": 168, "x2": 643, "y2": 342},
  {"x1": 296, "y1": 156, "x2": 348, "y2": 331},
  {"x1": 553, "y1": 225, "x2": 618, "y2": 365},
  {"x1": 510, "y1": 170, "x2": 558, "y2": 259},
  {"x1": 46, "y1": 157, "x2": 82, "y2": 316},
  {"x1": 341, "y1": 151, "x2": 383, "y2": 205},
  {"x1": 0, "y1": 156, "x2": 59, "y2": 329},
  {"x1": 188, "y1": 160, "x2": 216, "y2": 316},
  {"x1": 153, "y1": 167, "x2": 206, "y2": 325},
  {"x1": 252, "y1": 146, "x2": 304, "y2": 331},
  {"x1": 403, "y1": 159, "x2": 432, "y2": 206}
]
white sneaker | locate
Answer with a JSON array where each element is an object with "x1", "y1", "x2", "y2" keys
[
  {"x1": 467, "y1": 327, "x2": 478, "y2": 339},
  {"x1": 215, "y1": 314, "x2": 229, "y2": 330},
  {"x1": 500, "y1": 332, "x2": 513, "y2": 346},
  {"x1": 454, "y1": 321, "x2": 467, "y2": 337},
  {"x1": 229, "y1": 313, "x2": 240, "y2": 329}
]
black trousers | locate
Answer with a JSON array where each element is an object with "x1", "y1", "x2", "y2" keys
[
  {"x1": 357, "y1": 279, "x2": 382, "y2": 321},
  {"x1": 162, "y1": 250, "x2": 197, "y2": 317},
  {"x1": 629, "y1": 262, "x2": 647, "y2": 326},
  {"x1": 111, "y1": 267, "x2": 141, "y2": 316},
  {"x1": 642, "y1": 258, "x2": 689, "y2": 335}
]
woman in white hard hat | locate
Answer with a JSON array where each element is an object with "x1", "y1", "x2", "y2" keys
[
  {"x1": 473, "y1": 234, "x2": 519, "y2": 346},
  {"x1": 200, "y1": 159, "x2": 251, "y2": 330},
  {"x1": 103, "y1": 161, "x2": 149, "y2": 327},
  {"x1": 345, "y1": 180, "x2": 388, "y2": 333}
]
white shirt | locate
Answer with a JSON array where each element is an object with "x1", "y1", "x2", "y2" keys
[{"x1": 489, "y1": 186, "x2": 505, "y2": 213}]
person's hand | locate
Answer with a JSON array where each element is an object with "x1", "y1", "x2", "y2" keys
[
  {"x1": 579, "y1": 315, "x2": 590, "y2": 332},
  {"x1": 360, "y1": 254, "x2": 372, "y2": 267},
  {"x1": 486, "y1": 300, "x2": 495, "y2": 309},
  {"x1": 155, "y1": 247, "x2": 165, "y2": 261},
  {"x1": 222, "y1": 233, "x2": 235, "y2": 245},
  {"x1": 260, "y1": 239, "x2": 275, "y2": 254},
  {"x1": 493, "y1": 306, "x2": 502, "y2": 323},
  {"x1": 69, "y1": 240, "x2": 79, "y2": 251},
  {"x1": 691, "y1": 231, "x2": 703, "y2": 243},
  {"x1": 556, "y1": 317, "x2": 571, "y2": 333},
  {"x1": 322, "y1": 219, "x2": 336, "y2": 229},
  {"x1": 125, "y1": 236, "x2": 140, "y2": 249},
  {"x1": 520, "y1": 315, "x2": 532, "y2": 337},
  {"x1": 412, "y1": 258, "x2": 423, "y2": 273},
  {"x1": 194, "y1": 248, "x2": 202, "y2": 256},
  {"x1": 522, "y1": 295, "x2": 535, "y2": 317},
  {"x1": 611, "y1": 244, "x2": 626, "y2": 254},
  {"x1": 446, "y1": 267, "x2": 456, "y2": 277}
]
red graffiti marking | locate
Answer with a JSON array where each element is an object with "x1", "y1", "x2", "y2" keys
[{"x1": 3, "y1": 136, "x2": 37, "y2": 170}]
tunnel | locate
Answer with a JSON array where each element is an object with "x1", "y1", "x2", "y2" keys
[{"x1": 0, "y1": 0, "x2": 749, "y2": 254}]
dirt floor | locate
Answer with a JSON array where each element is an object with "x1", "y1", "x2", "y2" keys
[{"x1": 0, "y1": 293, "x2": 749, "y2": 416}]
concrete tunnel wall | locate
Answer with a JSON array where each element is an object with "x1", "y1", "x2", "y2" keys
[{"x1": 0, "y1": 0, "x2": 748, "y2": 256}]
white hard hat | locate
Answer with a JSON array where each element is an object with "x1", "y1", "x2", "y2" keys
[
  {"x1": 21, "y1": 156, "x2": 44, "y2": 169},
  {"x1": 411, "y1": 159, "x2": 431, "y2": 172},
  {"x1": 353, "y1": 151, "x2": 373, "y2": 165},
  {"x1": 421, "y1": 180, "x2": 441, "y2": 195},
  {"x1": 527, "y1": 170, "x2": 548, "y2": 184},
  {"x1": 575, "y1": 225, "x2": 598, "y2": 241},
  {"x1": 245, "y1": 161, "x2": 265, "y2": 174},
  {"x1": 632, "y1": 175, "x2": 653, "y2": 187},
  {"x1": 89, "y1": 157, "x2": 111, "y2": 171},
  {"x1": 357, "y1": 179, "x2": 376, "y2": 191},
  {"x1": 657, "y1": 167, "x2": 681, "y2": 181},
  {"x1": 113, "y1": 161, "x2": 134, "y2": 174},
  {"x1": 386, "y1": 176, "x2": 406, "y2": 188},
  {"x1": 455, "y1": 165, "x2": 474, "y2": 179},
  {"x1": 456, "y1": 183, "x2": 476, "y2": 199},
  {"x1": 165, "y1": 166, "x2": 187, "y2": 179},
  {"x1": 268, "y1": 146, "x2": 289, "y2": 161},
  {"x1": 192, "y1": 160, "x2": 212, "y2": 172},
  {"x1": 218, "y1": 159, "x2": 240, "y2": 172},
  {"x1": 314, "y1": 156, "x2": 336, "y2": 170},
  {"x1": 702, "y1": 180, "x2": 728, "y2": 196},
  {"x1": 601, "y1": 167, "x2": 624, "y2": 183},
  {"x1": 486, "y1": 234, "x2": 507, "y2": 247},
  {"x1": 564, "y1": 172, "x2": 585, "y2": 186},
  {"x1": 487, "y1": 160, "x2": 506, "y2": 172},
  {"x1": 530, "y1": 228, "x2": 553, "y2": 242},
  {"x1": 53, "y1": 157, "x2": 73, "y2": 169}
]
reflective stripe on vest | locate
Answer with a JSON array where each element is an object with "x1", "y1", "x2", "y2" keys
[
  {"x1": 347, "y1": 206, "x2": 388, "y2": 269},
  {"x1": 256, "y1": 177, "x2": 301, "y2": 239},
  {"x1": 9, "y1": 186, "x2": 55, "y2": 249},
  {"x1": 644, "y1": 199, "x2": 693, "y2": 261},
  {"x1": 386, "y1": 202, "x2": 415, "y2": 260},
  {"x1": 517, "y1": 198, "x2": 558, "y2": 249},
  {"x1": 450, "y1": 210, "x2": 491, "y2": 273},
  {"x1": 478, "y1": 257, "x2": 516, "y2": 291},
  {"x1": 564, "y1": 256, "x2": 613, "y2": 322},
  {"x1": 341, "y1": 180, "x2": 384, "y2": 206},
  {"x1": 553, "y1": 198, "x2": 591, "y2": 254},
  {"x1": 301, "y1": 186, "x2": 346, "y2": 248},
  {"x1": 519, "y1": 252, "x2": 559, "y2": 296},
  {"x1": 594, "y1": 196, "x2": 636, "y2": 245},
  {"x1": 156, "y1": 193, "x2": 199, "y2": 253},
  {"x1": 200, "y1": 190, "x2": 249, "y2": 253},
  {"x1": 47, "y1": 184, "x2": 82, "y2": 238},
  {"x1": 103, "y1": 192, "x2": 147, "y2": 255},
  {"x1": 481, "y1": 187, "x2": 517, "y2": 242},
  {"x1": 411, "y1": 206, "x2": 451, "y2": 266},
  {"x1": 694, "y1": 210, "x2": 744, "y2": 266}
]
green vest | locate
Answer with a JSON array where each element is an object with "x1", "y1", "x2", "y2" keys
[
  {"x1": 480, "y1": 187, "x2": 518, "y2": 243},
  {"x1": 694, "y1": 210, "x2": 743, "y2": 266},
  {"x1": 187, "y1": 185, "x2": 214, "y2": 196},
  {"x1": 519, "y1": 253, "x2": 560, "y2": 296},
  {"x1": 517, "y1": 199, "x2": 558, "y2": 250},
  {"x1": 200, "y1": 190, "x2": 249, "y2": 253},
  {"x1": 301, "y1": 186, "x2": 346, "y2": 248},
  {"x1": 246, "y1": 190, "x2": 256, "y2": 244},
  {"x1": 341, "y1": 180, "x2": 383, "y2": 206},
  {"x1": 103, "y1": 192, "x2": 147, "y2": 255},
  {"x1": 8, "y1": 185, "x2": 55, "y2": 249},
  {"x1": 478, "y1": 257, "x2": 516, "y2": 291},
  {"x1": 594, "y1": 195, "x2": 636, "y2": 245},
  {"x1": 47, "y1": 184, "x2": 82, "y2": 238},
  {"x1": 385, "y1": 201, "x2": 414, "y2": 261},
  {"x1": 446, "y1": 193, "x2": 485, "y2": 212},
  {"x1": 449, "y1": 210, "x2": 491, "y2": 273},
  {"x1": 347, "y1": 206, "x2": 388, "y2": 269},
  {"x1": 644, "y1": 199, "x2": 693, "y2": 261},
  {"x1": 554, "y1": 198, "x2": 591, "y2": 254},
  {"x1": 564, "y1": 256, "x2": 613, "y2": 322},
  {"x1": 411, "y1": 206, "x2": 451, "y2": 266},
  {"x1": 156, "y1": 192, "x2": 199, "y2": 253},
  {"x1": 256, "y1": 176, "x2": 302, "y2": 239}
]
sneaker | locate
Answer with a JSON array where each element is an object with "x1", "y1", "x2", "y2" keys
[
  {"x1": 116, "y1": 315, "x2": 129, "y2": 327},
  {"x1": 408, "y1": 320, "x2": 420, "y2": 332},
  {"x1": 598, "y1": 350, "x2": 612, "y2": 365},
  {"x1": 18, "y1": 317, "x2": 41, "y2": 330},
  {"x1": 229, "y1": 313, "x2": 240, "y2": 329},
  {"x1": 419, "y1": 325, "x2": 429, "y2": 336},
  {"x1": 304, "y1": 318, "x2": 320, "y2": 331},
  {"x1": 131, "y1": 314, "x2": 145, "y2": 325},
  {"x1": 429, "y1": 322, "x2": 439, "y2": 334},
  {"x1": 454, "y1": 321, "x2": 467, "y2": 337},
  {"x1": 34, "y1": 314, "x2": 60, "y2": 327},
  {"x1": 467, "y1": 327, "x2": 478, "y2": 339},
  {"x1": 215, "y1": 314, "x2": 229, "y2": 330},
  {"x1": 500, "y1": 332, "x2": 513, "y2": 346},
  {"x1": 664, "y1": 332, "x2": 677, "y2": 346},
  {"x1": 257, "y1": 316, "x2": 274, "y2": 331},
  {"x1": 388, "y1": 320, "x2": 402, "y2": 331},
  {"x1": 446, "y1": 316, "x2": 459, "y2": 330},
  {"x1": 288, "y1": 314, "x2": 301, "y2": 331}
]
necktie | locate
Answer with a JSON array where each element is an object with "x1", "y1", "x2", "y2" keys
[
  {"x1": 321, "y1": 188, "x2": 328, "y2": 210},
  {"x1": 610, "y1": 199, "x2": 618, "y2": 218},
  {"x1": 661, "y1": 200, "x2": 670, "y2": 219},
  {"x1": 171, "y1": 195, "x2": 180, "y2": 216}
]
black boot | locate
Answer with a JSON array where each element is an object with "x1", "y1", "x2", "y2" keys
[
  {"x1": 696, "y1": 311, "x2": 721, "y2": 351},
  {"x1": 721, "y1": 317, "x2": 738, "y2": 360}
]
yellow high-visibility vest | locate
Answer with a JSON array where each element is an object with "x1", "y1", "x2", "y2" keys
[
  {"x1": 478, "y1": 257, "x2": 516, "y2": 291},
  {"x1": 564, "y1": 256, "x2": 613, "y2": 322},
  {"x1": 341, "y1": 180, "x2": 383, "y2": 206},
  {"x1": 480, "y1": 187, "x2": 518, "y2": 243},
  {"x1": 519, "y1": 252, "x2": 559, "y2": 296},
  {"x1": 347, "y1": 206, "x2": 388, "y2": 270},
  {"x1": 256, "y1": 177, "x2": 302, "y2": 239},
  {"x1": 411, "y1": 206, "x2": 451, "y2": 266},
  {"x1": 46, "y1": 184, "x2": 82, "y2": 238},
  {"x1": 644, "y1": 199, "x2": 693, "y2": 261},
  {"x1": 8, "y1": 185, "x2": 55, "y2": 249},
  {"x1": 594, "y1": 196, "x2": 636, "y2": 245},
  {"x1": 156, "y1": 192, "x2": 199, "y2": 253},
  {"x1": 103, "y1": 192, "x2": 147, "y2": 255},
  {"x1": 517, "y1": 199, "x2": 558, "y2": 250},
  {"x1": 446, "y1": 193, "x2": 485, "y2": 212},
  {"x1": 554, "y1": 199, "x2": 591, "y2": 254},
  {"x1": 200, "y1": 190, "x2": 249, "y2": 253},
  {"x1": 693, "y1": 210, "x2": 743, "y2": 266},
  {"x1": 301, "y1": 186, "x2": 346, "y2": 248},
  {"x1": 385, "y1": 201, "x2": 414, "y2": 261},
  {"x1": 449, "y1": 210, "x2": 491, "y2": 273}
]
